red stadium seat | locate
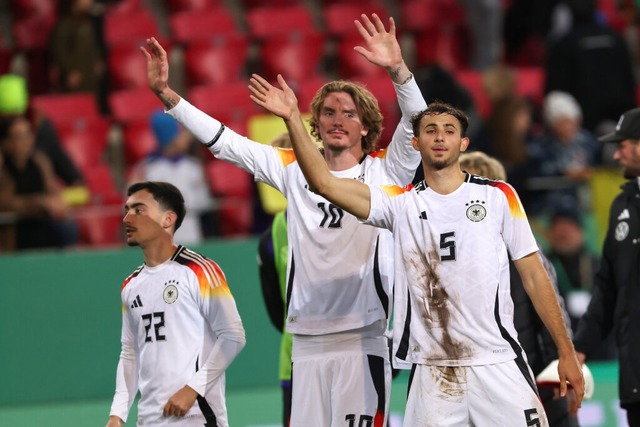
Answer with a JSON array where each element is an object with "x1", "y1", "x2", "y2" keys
[
  {"x1": 352, "y1": 74, "x2": 398, "y2": 147},
  {"x1": 166, "y1": 0, "x2": 221, "y2": 13},
  {"x1": 322, "y1": 2, "x2": 389, "y2": 37},
  {"x1": 242, "y1": 0, "x2": 299, "y2": 9},
  {"x1": 55, "y1": 117, "x2": 111, "y2": 172},
  {"x1": 412, "y1": 28, "x2": 469, "y2": 71},
  {"x1": 121, "y1": 118, "x2": 158, "y2": 167},
  {"x1": 289, "y1": 76, "x2": 328, "y2": 113},
  {"x1": 83, "y1": 162, "x2": 124, "y2": 206},
  {"x1": 515, "y1": 67, "x2": 545, "y2": 109},
  {"x1": 169, "y1": 8, "x2": 238, "y2": 43},
  {"x1": 104, "y1": 9, "x2": 161, "y2": 46},
  {"x1": 246, "y1": 5, "x2": 316, "y2": 39},
  {"x1": 335, "y1": 33, "x2": 387, "y2": 79},
  {"x1": 11, "y1": 0, "x2": 57, "y2": 21},
  {"x1": 12, "y1": 16, "x2": 55, "y2": 50},
  {"x1": 183, "y1": 34, "x2": 249, "y2": 86},
  {"x1": 108, "y1": 44, "x2": 149, "y2": 90},
  {"x1": 454, "y1": 69, "x2": 490, "y2": 119},
  {"x1": 31, "y1": 93, "x2": 101, "y2": 124},
  {"x1": 109, "y1": 87, "x2": 162, "y2": 123},
  {"x1": 260, "y1": 31, "x2": 326, "y2": 82},
  {"x1": 187, "y1": 82, "x2": 260, "y2": 125},
  {"x1": 206, "y1": 159, "x2": 254, "y2": 236}
]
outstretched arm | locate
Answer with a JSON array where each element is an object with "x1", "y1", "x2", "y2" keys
[
  {"x1": 250, "y1": 74, "x2": 372, "y2": 220},
  {"x1": 140, "y1": 37, "x2": 181, "y2": 110},
  {"x1": 354, "y1": 14, "x2": 411, "y2": 85}
]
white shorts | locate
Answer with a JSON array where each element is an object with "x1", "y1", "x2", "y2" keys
[
  {"x1": 290, "y1": 324, "x2": 391, "y2": 427},
  {"x1": 404, "y1": 360, "x2": 548, "y2": 427}
]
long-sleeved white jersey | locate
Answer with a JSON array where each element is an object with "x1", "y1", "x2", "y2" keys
[
  {"x1": 168, "y1": 78, "x2": 426, "y2": 335},
  {"x1": 365, "y1": 175, "x2": 539, "y2": 367},
  {"x1": 109, "y1": 246, "x2": 246, "y2": 426}
]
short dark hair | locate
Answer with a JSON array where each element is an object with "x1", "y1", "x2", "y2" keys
[
  {"x1": 411, "y1": 102, "x2": 469, "y2": 137},
  {"x1": 127, "y1": 181, "x2": 186, "y2": 231}
]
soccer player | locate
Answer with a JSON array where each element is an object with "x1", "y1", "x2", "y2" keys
[
  {"x1": 141, "y1": 13, "x2": 426, "y2": 426},
  {"x1": 106, "y1": 182, "x2": 246, "y2": 427},
  {"x1": 249, "y1": 76, "x2": 585, "y2": 426}
]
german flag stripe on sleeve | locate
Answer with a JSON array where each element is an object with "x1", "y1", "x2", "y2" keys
[
  {"x1": 489, "y1": 181, "x2": 527, "y2": 219},
  {"x1": 381, "y1": 184, "x2": 412, "y2": 198},
  {"x1": 275, "y1": 148, "x2": 297, "y2": 167},
  {"x1": 369, "y1": 148, "x2": 387, "y2": 159},
  {"x1": 179, "y1": 249, "x2": 232, "y2": 299}
]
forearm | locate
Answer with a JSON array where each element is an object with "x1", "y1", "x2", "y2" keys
[
  {"x1": 153, "y1": 87, "x2": 181, "y2": 111},
  {"x1": 187, "y1": 322, "x2": 246, "y2": 395},
  {"x1": 387, "y1": 60, "x2": 412, "y2": 86},
  {"x1": 109, "y1": 348, "x2": 138, "y2": 423}
]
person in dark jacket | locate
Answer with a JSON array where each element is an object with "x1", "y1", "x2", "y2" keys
[{"x1": 574, "y1": 107, "x2": 640, "y2": 426}]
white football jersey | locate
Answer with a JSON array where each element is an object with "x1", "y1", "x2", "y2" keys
[
  {"x1": 366, "y1": 174, "x2": 539, "y2": 366},
  {"x1": 110, "y1": 246, "x2": 245, "y2": 426},
  {"x1": 168, "y1": 78, "x2": 426, "y2": 335}
]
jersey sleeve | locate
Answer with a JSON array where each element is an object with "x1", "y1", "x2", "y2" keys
[
  {"x1": 185, "y1": 258, "x2": 246, "y2": 396},
  {"x1": 109, "y1": 301, "x2": 139, "y2": 422},
  {"x1": 364, "y1": 184, "x2": 408, "y2": 231},
  {"x1": 378, "y1": 77, "x2": 426, "y2": 185},
  {"x1": 167, "y1": 98, "x2": 295, "y2": 194},
  {"x1": 495, "y1": 182, "x2": 539, "y2": 260}
]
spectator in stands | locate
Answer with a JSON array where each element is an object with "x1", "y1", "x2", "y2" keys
[
  {"x1": 528, "y1": 91, "x2": 602, "y2": 214},
  {"x1": 545, "y1": 0, "x2": 637, "y2": 133},
  {"x1": 50, "y1": 0, "x2": 106, "y2": 110},
  {"x1": 128, "y1": 110, "x2": 214, "y2": 245},
  {"x1": 0, "y1": 74, "x2": 86, "y2": 188},
  {"x1": 0, "y1": 116, "x2": 78, "y2": 250},
  {"x1": 458, "y1": 0, "x2": 503, "y2": 70}
]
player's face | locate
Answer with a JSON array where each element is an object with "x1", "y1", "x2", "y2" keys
[
  {"x1": 122, "y1": 189, "x2": 169, "y2": 247},
  {"x1": 412, "y1": 113, "x2": 469, "y2": 170},
  {"x1": 316, "y1": 92, "x2": 368, "y2": 155},
  {"x1": 613, "y1": 138, "x2": 640, "y2": 178}
]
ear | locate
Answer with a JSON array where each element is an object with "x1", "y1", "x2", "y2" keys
[
  {"x1": 460, "y1": 137, "x2": 470, "y2": 153},
  {"x1": 411, "y1": 136, "x2": 420, "y2": 152},
  {"x1": 162, "y1": 211, "x2": 177, "y2": 231},
  {"x1": 360, "y1": 125, "x2": 369, "y2": 137}
]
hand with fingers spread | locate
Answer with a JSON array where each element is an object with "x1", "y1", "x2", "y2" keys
[{"x1": 249, "y1": 74, "x2": 300, "y2": 120}]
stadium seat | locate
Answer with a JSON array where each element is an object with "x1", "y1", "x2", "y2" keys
[
  {"x1": 515, "y1": 66, "x2": 545, "y2": 109},
  {"x1": 104, "y1": 9, "x2": 161, "y2": 46},
  {"x1": 322, "y1": 2, "x2": 389, "y2": 37},
  {"x1": 352, "y1": 74, "x2": 399, "y2": 147},
  {"x1": 289, "y1": 76, "x2": 328, "y2": 113},
  {"x1": 206, "y1": 159, "x2": 254, "y2": 236},
  {"x1": 109, "y1": 87, "x2": 162, "y2": 123},
  {"x1": 183, "y1": 34, "x2": 249, "y2": 86},
  {"x1": 187, "y1": 82, "x2": 261, "y2": 126},
  {"x1": 412, "y1": 28, "x2": 469, "y2": 71},
  {"x1": 31, "y1": 93, "x2": 101, "y2": 124},
  {"x1": 454, "y1": 69, "x2": 491, "y2": 119},
  {"x1": 55, "y1": 117, "x2": 111, "y2": 172},
  {"x1": 169, "y1": 7, "x2": 238, "y2": 43},
  {"x1": 335, "y1": 32, "x2": 387, "y2": 79},
  {"x1": 74, "y1": 204, "x2": 124, "y2": 247},
  {"x1": 246, "y1": 5, "x2": 316, "y2": 39},
  {"x1": 259, "y1": 31, "x2": 326, "y2": 82},
  {"x1": 166, "y1": 0, "x2": 221, "y2": 13},
  {"x1": 83, "y1": 162, "x2": 124, "y2": 206},
  {"x1": 242, "y1": 0, "x2": 299, "y2": 9},
  {"x1": 121, "y1": 119, "x2": 158, "y2": 167},
  {"x1": 10, "y1": 0, "x2": 56, "y2": 21},
  {"x1": 107, "y1": 44, "x2": 149, "y2": 90}
]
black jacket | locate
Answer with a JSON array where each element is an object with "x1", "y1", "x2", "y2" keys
[{"x1": 574, "y1": 180, "x2": 640, "y2": 408}]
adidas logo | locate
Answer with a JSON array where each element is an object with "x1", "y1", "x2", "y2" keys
[
  {"x1": 419, "y1": 211, "x2": 428, "y2": 220},
  {"x1": 131, "y1": 295, "x2": 143, "y2": 309},
  {"x1": 618, "y1": 209, "x2": 630, "y2": 221}
]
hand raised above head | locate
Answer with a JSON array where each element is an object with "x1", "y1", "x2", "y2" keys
[
  {"x1": 249, "y1": 74, "x2": 300, "y2": 120},
  {"x1": 353, "y1": 13, "x2": 402, "y2": 70},
  {"x1": 140, "y1": 37, "x2": 170, "y2": 95}
]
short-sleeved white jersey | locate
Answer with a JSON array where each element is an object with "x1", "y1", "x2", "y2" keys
[
  {"x1": 168, "y1": 78, "x2": 426, "y2": 335},
  {"x1": 109, "y1": 246, "x2": 245, "y2": 426},
  {"x1": 365, "y1": 174, "x2": 539, "y2": 366}
]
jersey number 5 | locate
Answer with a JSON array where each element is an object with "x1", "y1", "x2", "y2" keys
[
  {"x1": 142, "y1": 312, "x2": 166, "y2": 342},
  {"x1": 440, "y1": 232, "x2": 456, "y2": 261}
]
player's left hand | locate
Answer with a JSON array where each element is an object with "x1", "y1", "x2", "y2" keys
[
  {"x1": 163, "y1": 385, "x2": 198, "y2": 417},
  {"x1": 558, "y1": 353, "x2": 585, "y2": 409},
  {"x1": 249, "y1": 74, "x2": 299, "y2": 120},
  {"x1": 353, "y1": 14, "x2": 402, "y2": 70}
]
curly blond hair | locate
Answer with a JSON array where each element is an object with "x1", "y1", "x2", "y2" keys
[{"x1": 459, "y1": 151, "x2": 507, "y2": 181}]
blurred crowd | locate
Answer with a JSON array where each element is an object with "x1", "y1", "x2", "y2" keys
[{"x1": 0, "y1": 0, "x2": 638, "y2": 298}]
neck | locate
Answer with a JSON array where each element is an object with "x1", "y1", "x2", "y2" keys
[
  {"x1": 323, "y1": 147, "x2": 364, "y2": 171},
  {"x1": 141, "y1": 238, "x2": 178, "y2": 267},
  {"x1": 423, "y1": 165, "x2": 467, "y2": 195}
]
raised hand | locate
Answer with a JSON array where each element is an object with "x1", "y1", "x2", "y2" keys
[
  {"x1": 249, "y1": 74, "x2": 300, "y2": 120},
  {"x1": 140, "y1": 37, "x2": 170, "y2": 96},
  {"x1": 353, "y1": 14, "x2": 402, "y2": 71}
]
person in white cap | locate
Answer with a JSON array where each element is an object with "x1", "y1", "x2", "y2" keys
[{"x1": 573, "y1": 107, "x2": 640, "y2": 426}]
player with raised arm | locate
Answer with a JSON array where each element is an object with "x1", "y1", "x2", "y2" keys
[
  {"x1": 141, "y1": 13, "x2": 427, "y2": 427},
  {"x1": 249, "y1": 74, "x2": 585, "y2": 426}
]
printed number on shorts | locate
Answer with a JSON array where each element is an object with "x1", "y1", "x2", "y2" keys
[
  {"x1": 318, "y1": 202, "x2": 344, "y2": 228},
  {"x1": 142, "y1": 312, "x2": 166, "y2": 342},
  {"x1": 345, "y1": 414, "x2": 373, "y2": 427},
  {"x1": 524, "y1": 408, "x2": 541, "y2": 427},
  {"x1": 440, "y1": 232, "x2": 456, "y2": 261}
]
